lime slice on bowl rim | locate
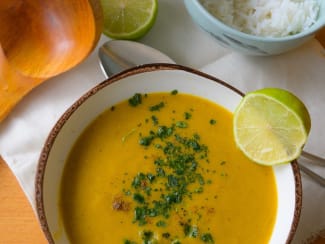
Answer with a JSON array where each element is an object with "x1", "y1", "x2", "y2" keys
[
  {"x1": 233, "y1": 88, "x2": 311, "y2": 166},
  {"x1": 100, "y1": 0, "x2": 158, "y2": 40}
]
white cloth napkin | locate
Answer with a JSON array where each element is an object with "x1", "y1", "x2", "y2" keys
[{"x1": 0, "y1": 1, "x2": 324, "y2": 243}]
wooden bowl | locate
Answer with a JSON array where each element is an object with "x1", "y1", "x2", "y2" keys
[{"x1": 0, "y1": 0, "x2": 103, "y2": 122}]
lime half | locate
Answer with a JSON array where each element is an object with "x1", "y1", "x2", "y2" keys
[
  {"x1": 100, "y1": 0, "x2": 158, "y2": 40},
  {"x1": 233, "y1": 88, "x2": 311, "y2": 166}
]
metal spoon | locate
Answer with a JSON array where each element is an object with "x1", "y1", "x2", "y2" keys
[
  {"x1": 98, "y1": 40, "x2": 174, "y2": 78},
  {"x1": 98, "y1": 40, "x2": 325, "y2": 186},
  {"x1": 299, "y1": 151, "x2": 325, "y2": 186}
]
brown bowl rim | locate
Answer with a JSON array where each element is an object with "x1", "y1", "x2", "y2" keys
[{"x1": 35, "y1": 63, "x2": 302, "y2": 244}]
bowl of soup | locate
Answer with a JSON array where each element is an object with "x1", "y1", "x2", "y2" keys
[{"x1": 35, "y1": 64, "x2": 302, "y2": 244}]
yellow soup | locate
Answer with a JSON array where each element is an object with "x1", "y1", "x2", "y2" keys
[{"x1": 60, "y1": 92, "x2": 277, "y2": 244}]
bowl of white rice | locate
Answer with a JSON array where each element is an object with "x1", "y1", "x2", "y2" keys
[{"x1": 184, "y1": 0, "x2": 325, "y2": 55}]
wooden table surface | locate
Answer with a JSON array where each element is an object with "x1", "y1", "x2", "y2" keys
[{"x1": 1, "y1": 29, "x2": 325, "y2": 244}]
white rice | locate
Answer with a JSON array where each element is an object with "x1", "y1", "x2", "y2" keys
[{"x1": 200, "y1": 0, "x2": 320, "y2": 37}]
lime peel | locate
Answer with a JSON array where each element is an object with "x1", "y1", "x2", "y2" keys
[{"x1": 233, "y1": 88, "x2": 311, "y2": 166}]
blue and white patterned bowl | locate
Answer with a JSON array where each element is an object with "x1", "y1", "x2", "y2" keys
[{"x1": 184, "y1": 0, "x2": 325, "y2": 55}]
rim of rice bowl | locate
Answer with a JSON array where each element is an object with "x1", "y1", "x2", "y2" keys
[{"x1": 194, "y1": 0, "x2": 324, "y2": 42}]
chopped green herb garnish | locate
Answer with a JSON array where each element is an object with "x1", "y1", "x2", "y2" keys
[
  {"x1": 141, "y1": 230, "x2": 153, "y2": 241},
  {"x1": 156, "y1": 220, "x2": 167, "y2": 227},
  {"x1": 197, "y1": 174, "x2": 205, "y2": 185},
  {"x1": 172, "y1": 240, "x2": 181, "y2": 244},
  {"x1": 183, "y1": 223, "x2": 191, "y2": 236},
  {"x1": 120, "y1": 103, "x2": 216, "y2": 243},
  {"x1": 171, "y1": 90, "x2": 178, "y2": 95},
  {"x1": 133, "y1": 193, "x2": 145, "y2": 204},
  {"x1": 156, "y1": 167, "x2": 166, "y2": 177},
  {"x1": 184, "y1": 112, "x2": 192, "y2": 120},
  {"x1": 151, "y1": 115, "x2": 159, "y2": 125},
  {"x1": 193, "y1": 133, "x2": 200, "y2": 140},
  {"x1": 124, "y1": 239, "x2": 137, "y2": 244},
  {"x1": 123, "y1": 189, "x2": 131, "y2": 196},
  {"x1": 162, "y1": 232, "x2": 170, "y2": 239},
  {"x1": 189, "y1": 226, "x2": 199, "y2": 238},
  {"x1": 147, "y1": 173, "x2": 156, "y2": 183},
  {"x1": 149, "y1": 102, "x2": 165, "y2": 111},
  {"x1": 194, "y1": 186, "x2": 204, "y2": 193},
  {"x1": 157, "y1": 126, "x2": 174, "y2": 138},
  {"x1": 128, "y1": 93, "x2": 142, "y2": 107},
  {"x1": 209, "y1": 119, "x2": 216, "y2": 125},
  {"x1": 176, "y1": 121, "x2": 188, "y2": 128},
  {"x1": 134, "y1": 206, "x2": 149, "y2": 225},
  {"x1": 200, "y1": 233, "x2": 214, "y2": 243},
  {"x1": 220, "y1": 172, "x2": 228, "y2": 177},
  {"x1": 184, "y1": 223, "x2": 199, "y2": 238},
  {"x1": 139, "y1": 136, "x2": 154, "y2": 146},
  {"x1": 132, "y1": 173, "x2": 146, "y2": 189},
  {"x1": 155, "y1": 144, "x2": 162, "y2": 149}
]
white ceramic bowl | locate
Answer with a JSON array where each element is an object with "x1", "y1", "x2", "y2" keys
[
  {"x1": 35, "y1": 64, "x2": 302, "y2": 243},
  {"x1": 184, "y1": 0, "x2": 325, "y2": 55}
]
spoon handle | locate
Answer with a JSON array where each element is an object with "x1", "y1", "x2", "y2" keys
[
  {"x1": 298, "y1": 163, "x2": 325, "y2": 187},
  {"x1": 298, "y1": 150, "x2": 325, "y2": 187},
  {"x1": 300, "y1": 150, "x2": 325, "y2": 166}
]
